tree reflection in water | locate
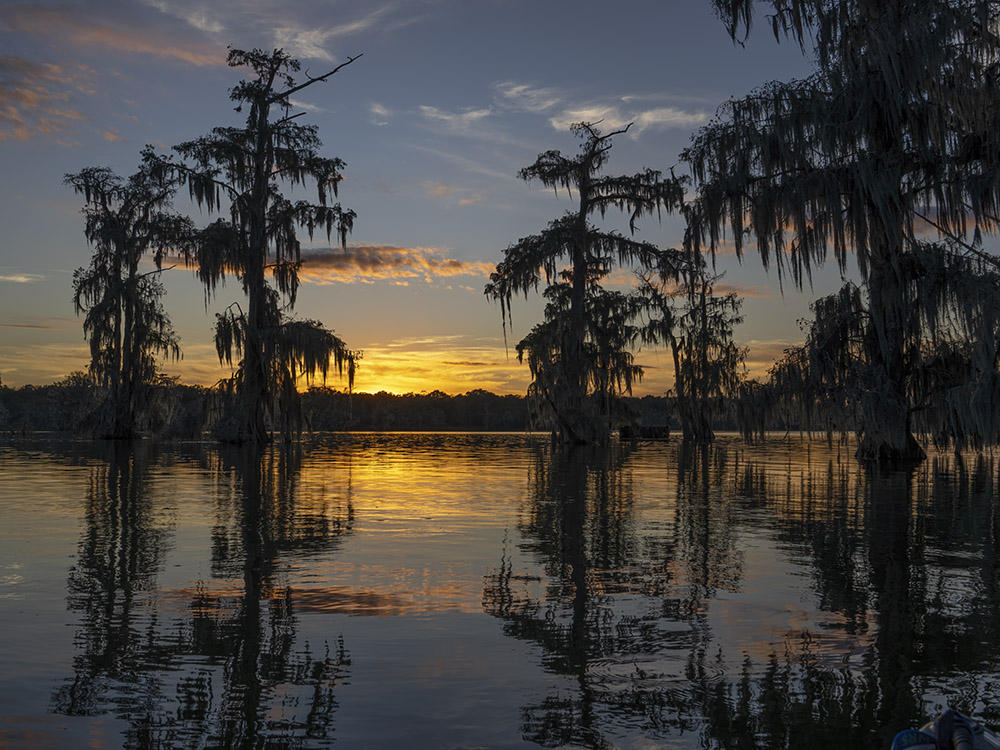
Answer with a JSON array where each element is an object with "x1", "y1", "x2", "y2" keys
[
  {"x1": 486, "y1": 442, "x2": 1000, "y2": 749},
  {"x1": 482, "y1": 443, "x2": 741, "y2": 747},
  {"x1": 52, "y1": 442, "x2": 353, "y2": 748}
]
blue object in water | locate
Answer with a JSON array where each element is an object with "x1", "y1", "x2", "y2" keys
[
  {"x1": 891, "y1": 709, "x2": 1000, "y2": 750},
  {"x1": 890, "y1": 729, "x2": 936, "y2": 750}
]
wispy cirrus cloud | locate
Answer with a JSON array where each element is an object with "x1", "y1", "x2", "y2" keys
[
  {"x1": 493, "y1": 80, "x2": 709, "y2": 135},
  {"x1": 0, "y1": 5, "x2": 225, "y2": 67},
  {"x1": 495, "y1": 81, "x2": 562, "y2": 113},
  {"x1": 273, "y1": 8, "x2": 389, "y2": 62},
  {"x1": 299, "y1": 245, "x2": 495, "y2": 285},
  {"x1": 549, "y1": 103, "x2": 708, "y2": 133},
  {"x1": 141, "y1": 0, "x2": 411, "y2": 61},
  {"x1": 418, "y1": 105, "x2": 493, "y2": 135},
  {"x1": 142, "y1": 1, "x2": 225, "y2": 34}
]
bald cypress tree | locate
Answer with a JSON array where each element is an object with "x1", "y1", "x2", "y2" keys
[
  {"x1": 156, "y1": 47, "x2": 361, "y2": 443},
  {"x1": 684, "y1": 0, "x2": 1000, "y2": 462},
  {"x1": 68, "y1": 159, "x2": 185, "y2": 438},
  {"x1": 486, "y1": 123, "x2": 684, "y2": 443},
  {"x1": 638, "y1": 248, "x2": 746, "y2": 444}
]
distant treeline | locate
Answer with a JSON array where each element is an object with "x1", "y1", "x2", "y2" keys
[{"x1": 0, "y1": 378, "x2": 686, "y2": 438}]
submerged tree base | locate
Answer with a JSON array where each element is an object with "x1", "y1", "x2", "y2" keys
[{"x1": 855, "y1": 431, "x2": 926, "y2": 465}]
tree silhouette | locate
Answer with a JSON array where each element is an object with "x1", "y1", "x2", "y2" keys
[
  {"x1": 68, "y1": 158, "x2": 185, "y2": 438},
  {"x1": 155, "y1": 47, "x2": 361, "y2": 443},
  {"x1": 639, "y1": 248, "x2": 746, "y2": 443},
  {"x1": 486, "y1": 122, "x2": 684, "y2": 444},
  {"x1": 685, "y1": 0, "x2": 1000, "y2": 462}
]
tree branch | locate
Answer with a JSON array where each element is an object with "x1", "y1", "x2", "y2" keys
[{"x1": 269, "y1": 54, "x2": 363, "y2": 105}]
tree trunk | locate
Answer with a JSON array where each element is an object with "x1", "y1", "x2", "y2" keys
[
  {"x1": 225, "y1": 94, "x2": 274, "y2": 444},
  {"x1": 856, "y1": 58, "x2": 925, "y2": 465},
  {"x1": 856, "y1": 239, "x2": 924, "y2": 464}
]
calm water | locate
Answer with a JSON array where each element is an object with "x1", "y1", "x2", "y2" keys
[{"x1": 1, "y1": 433, "x2": 998, "y2": 749}]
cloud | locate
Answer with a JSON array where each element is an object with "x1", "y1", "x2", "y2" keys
[
  {"x1": 0, "y1": 273, "x2": 45, "y2": 283},
  {"x1": 0, "y1": 5, "x2": 225, "y2": 67},
  {"x1": 298, "y1": 245, "x2": 496, "y2": 285},
  {"x1": 139, "y1": 0, "x2": 416, "y2": 62},
  {"x1": 0, "y1": 56, "x2": 90, "y2": 141},
  {"x1": 549, "y1": 102, "x2": 708, "y2": 134},
  {"x1": 634, "y1": 106, "x2": 711, "y2": 131},
  {"x1": 272, "y1": 6, "x2": 391, "y2": 61},
  {"x1": 494, "y1": 82, "x2": 561, "y2": 113},
  {"x1": 422, "y1": 182, "x2": 457, "y2": 198},
  {"x1": 370, "y1": 101, "x2": 390, "y2": 126},
  {"x1": 421, "y1": 181, "x2": 486, "y2": 205},
  {"x1": 288, "y1": 98, "x2": 327, "y2": 114},
  {"x1": 493, "y1": 79, "x2": 709, "y2": 136},
  {"x1": 0, "y1": 342, "x2": 91, "y2": 385},
  {"x1": 101, "y1": 129, "x2": 125, "y2": 142},
  {"x1": 418, "y1": 105, "x2": 493, "y2": 135},
  {"x1": 142, "y1": 1, "x2": 225, "y2": 34}
]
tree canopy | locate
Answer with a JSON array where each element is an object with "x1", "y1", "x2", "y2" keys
[
  {"x1": 154, "y1": 47, "x2": 361, "y2": 443},
  {"x1": 685, "y1": 0, "x2": 1000, "y2": 462},
  {"x1": 638, "y1": 248, "x2": 746, "y2": 443},
  {"x1": 68, "y1": 157, "x2": 185, "y2": 438},
  {"x1": 486, "y1": 123, "x2": 684, "y2": 443}
]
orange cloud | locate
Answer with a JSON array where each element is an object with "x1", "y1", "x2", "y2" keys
[
  {"x1": 421, "y1": 181, "x2": 487, "y2": 205},
  {"x1": 299, "y1": 246, "x2": 496, "y2": 285},
  {"x1": 0, "y1": 6, "x2": 225, "y2": 67},
  {"x1": 0, "y1": 342, "x2": 91, "y2": 385},
  {"x1": 422, "y1": 181, "x2": 455, "y2": 197},
  {"x1": 0, "y1": 56, "x2": 90, "y2": 141}
]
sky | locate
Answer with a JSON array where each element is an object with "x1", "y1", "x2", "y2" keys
[{"x1": 0, "y1": 0, "x2": 843, "y2": 395}]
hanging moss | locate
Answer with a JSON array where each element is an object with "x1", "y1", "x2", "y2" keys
[
  {"x1": 686, "y1": 0, "x2": 1000, "y2": 463},
  {"x1": 150, "y1": 47, "x2": 362, "y2": 443},
  {"x1": 67, "y1": 161, "x2": 186, "y2": 439},
  {"x1": 486, "y1": 123, "x2": 685, "y2": 444}
]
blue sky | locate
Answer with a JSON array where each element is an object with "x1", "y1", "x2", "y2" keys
[{"x1": 0, "y1": 0, "x2": 839, "y2": 394}]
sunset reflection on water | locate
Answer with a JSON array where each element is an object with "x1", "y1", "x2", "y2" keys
[{"x1": 0, "y1": 433, "x2": 998, "y2": 748}]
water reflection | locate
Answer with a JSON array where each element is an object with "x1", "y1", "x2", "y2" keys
[
  {"x1": 701, "y1": 453, "x2": 1000, "y2": 748},
  {"x1": 486, "y1": 440, "x2": 1000, "y2": 748},
  {"x1": 52, "y1": 441, "x2": 172, "y2": 721},
  {"x1": 483, "y1": 443, "x2": 721, "y2": 747},
  {"x1": 51, "y1": 442, "x2": 352, "y2": 748},
  {"x1": 1, "y1": 434, "x2": 996, "y2": 747}
]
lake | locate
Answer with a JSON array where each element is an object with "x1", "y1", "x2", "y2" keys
[{"x1": 1, "y1": 433, "x2": 998, "y2": 749}]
